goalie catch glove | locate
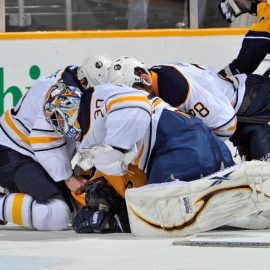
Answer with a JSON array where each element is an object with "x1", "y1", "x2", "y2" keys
[
  {"x1": 72, "y1": 177, "x2": 130, "y2": 233},
  {"x1": 218, "y1": 0, "x2": 260, "y2": 23}
]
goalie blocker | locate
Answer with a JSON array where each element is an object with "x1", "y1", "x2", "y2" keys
[{"x1": 125, "y1": 160, "x2": 270, "y2": 237}]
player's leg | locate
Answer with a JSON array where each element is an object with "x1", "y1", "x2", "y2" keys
[
  {"x1": 248, "y1": 125, "x2": 270, "y2": 161},
  {"x1": 0, "y1": 146, "x2": 71, "y2": 230},
  {"x1": 225, "y1": 125, "x2": 270, "y2": 229},
  {"x1": 0, "y1": 193, "x2": 70, "y2": 230},
  {"x1": 126, "y1": 160, "x2": 270, "y2": 236}
]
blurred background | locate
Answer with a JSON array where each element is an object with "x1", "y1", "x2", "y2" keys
[{"x1": 1, "y1": 0, "x2": 257, "y2": 32}]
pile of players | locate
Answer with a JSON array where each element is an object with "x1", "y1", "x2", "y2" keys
[{"x1": 0, "y1": 0, "x2": 270, "y2": 236}]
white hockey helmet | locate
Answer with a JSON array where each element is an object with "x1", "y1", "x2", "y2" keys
[
  {"x1": 108, "y1": 56, "x2": 152, "y2": 87},
  {"x1": 77, "y1": 55, "x2": 112, "y2": 88},
  {"x1": 44, "y1": 81, "x2": 82, "y2": 140}
]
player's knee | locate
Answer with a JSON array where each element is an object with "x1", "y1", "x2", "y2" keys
[{"x1": 32, "y1": 198, "x2": 71, "y2": 231}]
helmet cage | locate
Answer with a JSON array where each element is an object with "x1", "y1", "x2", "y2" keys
[{"x1": 44, "y1": 83, "x2": 82, "y2": 140}]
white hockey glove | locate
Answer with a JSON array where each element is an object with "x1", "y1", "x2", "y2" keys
[
  {"x1": 77, "y1": 144, "x2": 137, "y2": 176},
  {"x1": 218, "y1": 0, "x2": 256, "y2": 23}
]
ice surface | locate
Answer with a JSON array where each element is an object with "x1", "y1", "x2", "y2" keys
[{"x1": 1, "y1": 224, "x2": 270, "y2": 270}]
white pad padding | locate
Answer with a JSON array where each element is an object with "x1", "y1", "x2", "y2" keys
[
  {"x1": 32, "y1": 198, "x2": 71, "y2": 231},
  {"x1": 125, "y1": 161, "x2": 270, "y2": 237},
  {"x1": 226, "y1": 210, "x2": 270, "y2": 230}
]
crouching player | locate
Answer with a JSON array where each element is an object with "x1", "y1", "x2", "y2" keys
[{"x1": 0, "y1": 55, "x2": 112, "y2": 230}]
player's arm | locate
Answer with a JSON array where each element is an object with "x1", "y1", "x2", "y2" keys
[
  {"x1": 30, "y1": 114, "x2": 75, "y2": 182},
  {"x1": 218, "y1": 0, "x2": 260, "y2": 23},
  {"x1": 77, "y1": 91, "x2": 152, "y2": 176},
  {"x1": 219, "y1": 2, "x2": 270, "y2": 76}
]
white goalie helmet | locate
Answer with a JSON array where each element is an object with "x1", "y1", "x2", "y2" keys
[
  {"x1": 108, "y1": 56, "x2": 152, "y2": 87},
  {"x1": 77, "y1": 55, "x2": 112, "y2": 88}
]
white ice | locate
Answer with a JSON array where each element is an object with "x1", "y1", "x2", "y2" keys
[{"x1": 0, "y1": 224, "x2": 270, "y2": 270}]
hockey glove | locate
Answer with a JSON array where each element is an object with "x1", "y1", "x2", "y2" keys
[
  {"x1": 73, "y1": 177, "x2": 131, "y2": 233},
  {"x1": 85, "y1": 177, "x2": 126, "y2": 213},
  {"x1": 218, "y1": 0, "x2": 259, "y2": 23},
  {"x1": 218, "y1": 59, "x2": 240, "y2": 78},
  {"x1": 73, "y1": 206, "x2": 131, "y2": 233}
]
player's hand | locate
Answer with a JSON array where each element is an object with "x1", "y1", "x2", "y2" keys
[
  {"x1": 218, "y1": 0, "x2": 236, "y2": 23},
  {"x1": 65, "y1": 175, "x2": 90, "y2": 194}
]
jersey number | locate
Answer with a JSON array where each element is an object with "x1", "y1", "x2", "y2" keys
[
  {"x1": 94, "y1": 99, "x2": 104, "y2": 119},
  {"x1": 190, "y1": 102, "x2": 209, "y2": 117}
]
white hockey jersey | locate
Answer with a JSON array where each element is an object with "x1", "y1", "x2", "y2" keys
[
  {"x1": 77, "y1": 83, "x2": 204, "y2": 173},
  {"x1": 0, "y1": 66, "x2": 81, "y2": 182},
  {"x1": 149, "y1": 63, "x2": 244, "y2": 140}
]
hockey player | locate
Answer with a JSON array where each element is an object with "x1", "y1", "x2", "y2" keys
[
  {"x1": 109, "y1": 56, "x2": 270, "y2": 162},
  {"x1": 110, "y1": 58, "x2": 238, "y2": 141},
  {"x1": 218, "y1": 0, "x2": 270, "y2": 76},
  {"x1": 0, "y1": 55, "x2": 112, "y2": 230},
  {"x1": 44, "y1": 66, "x2": 235, "y2": 233}
]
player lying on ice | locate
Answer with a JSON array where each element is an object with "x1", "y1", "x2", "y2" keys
[
  {"x1": 43, "y1": 62, "x2": 270, "y2": 236},
  {"x1": 0, "y1": 55, "x2": 112, "y2": 230}
]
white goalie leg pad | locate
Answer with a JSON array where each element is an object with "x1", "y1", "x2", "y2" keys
[
  {"x1": 32, "y1": 198, "x2": 71, "y2": 231},
  {"x1": 125, "y1": 160, "x2": 270, "y2": 237},
  {"x1": 226, "y1": 209, "x2": 270, "y2": 230}
]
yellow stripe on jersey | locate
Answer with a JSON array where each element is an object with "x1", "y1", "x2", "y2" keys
[
  {"x1": 12, "y1": 193, "x2": 25, "y2": 225},
  {"x1": 106, "y1": 96, "x2": 150, "y2": 113},
  {"x1": 29, "y1": 136, "x2": 62, "y2": 144},
  {"x1": 152, "y1": 98, "x2": 163, "y2": 109},
  {"x1": 4, "y1": 111, "x2": 30, "y2": 145},
  {"x1": 133, "y1": 143, "x2": 144, "y2": 166}
]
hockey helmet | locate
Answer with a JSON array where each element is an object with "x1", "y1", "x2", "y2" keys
[
  {"x1": 77, "y1": 55, "x2": 112, "y2": 89},
  {"x1": 108, "y1": 56, "x2": 152, "y2": 87}
]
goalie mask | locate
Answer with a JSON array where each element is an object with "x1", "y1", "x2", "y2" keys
[
  {"x1": 44, "y1": 81, "x2": 82, "y2": 140},
  {"x1": 108, "y1": 56, "x2": 152, "y2": 88},
  {"x1": 77, "y1": 55, "x2": 112, "y2": 89}
]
